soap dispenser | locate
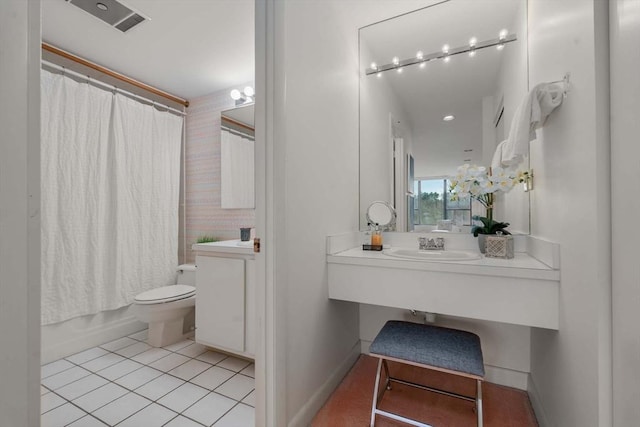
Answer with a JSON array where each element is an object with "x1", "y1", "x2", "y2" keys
[{"x1": 371, "y1": 223, "x2": 382, "y2": 246}]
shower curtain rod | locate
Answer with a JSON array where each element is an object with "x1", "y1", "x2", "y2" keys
[
  {"x1": 221, "y1": 125, "x2": 255, "y2": 141},
  {"x1": 221, "y1": 115, "x2": 255, "y2": 132},
  {"x1": 42, "y1": 43, "x2": 189, "y2": 107},
  {"x1": 42, "y1": 60, "x2": 186, "y2": 117}
]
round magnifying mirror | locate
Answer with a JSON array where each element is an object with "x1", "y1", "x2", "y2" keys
[{"x1": 366, "y1": 201, "x2": 397, "y2": 230}]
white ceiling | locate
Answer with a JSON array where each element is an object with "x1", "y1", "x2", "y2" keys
[{"x1": 42, "y1": 0, "x2": 255, "y2": 100}]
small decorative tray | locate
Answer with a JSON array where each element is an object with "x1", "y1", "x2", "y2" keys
[{"x1": 362, "y1": 244, "x2": 383, "y2": 251}]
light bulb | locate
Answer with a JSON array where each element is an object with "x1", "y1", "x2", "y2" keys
[
  {"x1": 499, "y1": 29, "x2": 508, "y2": 40},
  {"x1": 497, "y1": 43, "x2": 505, "y2": 51},
  {"x1": 397, "y1": 67, "x2": 403, "y2": 73},
  {"x1": 392, "y1": 56, "x2": 399, "y2": 66},
  {"x1": 442, "y1": 45, "x2": 450, "y2": 62},
  {"x1": 469, "y1": 50, "x2": 476, "y2": 57},
  {"x1": 370, "y1": 62, "x2": 378, "y2": 70},
  {"x1": 443, "y1": 115, "x2": 455, "y2": 121},
  {"x1": 243, "y1": 86, "x2": 254, "y2": 97},
  {"x1": 420, "y1": 62, "x2": 426, "y2": 68},
  {"x1": 376, "y1": 72, "x2": 382, "y2": 78},
  {"x1": 416, "y1": 51, "x2": 424, "y2": 60},
  {"x1": 230, "y1": 89, "x2": 242, "y2": 100},
  {"x1": 469, "y1": 37, "x2": 477, "y2": 47}
]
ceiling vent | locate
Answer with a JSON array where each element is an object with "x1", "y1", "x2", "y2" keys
[{"x1": 67, "y1": 0, "x2": 148, "y2": 33}]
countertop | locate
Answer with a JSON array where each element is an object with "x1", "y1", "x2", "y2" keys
[
  {"x1": 192, "y1": 240, "x2": 255, "y2": 256},
  {"x1": 327, "y1": 247, "x2": 559, "y2": 281}
]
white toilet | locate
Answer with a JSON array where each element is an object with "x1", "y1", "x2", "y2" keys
[{"x1": 133, "y1": 264, "x2": 197, "y2": 347}]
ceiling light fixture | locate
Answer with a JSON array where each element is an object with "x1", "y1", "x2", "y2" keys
[
  {"x1": 229, "y1": 86, "x2": 255, "y2": 106},
  {"x1": 443, "y1": 115, "x2": 455, "y2": 121},
  {"x1": 497, "y1": 29, "x2": 509, "y2": 50},
  {"x1": 96, "y1": 2, "x2": 108, "y2": 11},
  {"x1": 365, "y1": 32, "x2": 517, "y2": 76}
]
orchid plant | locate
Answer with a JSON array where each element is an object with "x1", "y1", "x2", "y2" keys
[{"x1": 449, "y1": 164, "x2": 529, "y2": 236}]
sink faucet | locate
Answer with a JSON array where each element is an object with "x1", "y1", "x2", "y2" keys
[{"x1": 418, "y1": 237, "x2": 445, "y2": 251}]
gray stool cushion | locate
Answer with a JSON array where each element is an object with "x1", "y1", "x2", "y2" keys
[{"x1": 369, "y1": 320, "x2": 485, "y2": 377}]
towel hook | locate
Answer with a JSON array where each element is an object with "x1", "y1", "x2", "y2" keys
[
  {"x1": 550, "y1": 72, "x2": 570, "y2": 99},
  {"x1": 561, "y1": 72, "x2": 570, "y2": 98}
]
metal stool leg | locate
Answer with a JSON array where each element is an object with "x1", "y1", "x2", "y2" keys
[
  {"x1": 370, "y1": 358, "x2": 383, "y2": 427},
  {"x1": 476, "y1": 379, "x2": 483, "y2": 427},
  {"x1": 382, "y1": 359, "x2": 392, "y2": 390}
]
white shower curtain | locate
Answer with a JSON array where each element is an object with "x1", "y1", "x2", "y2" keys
[
  {"x1": 41, "y1": 70, "x2": 183, "y2": 325},
  {"x1": 221, "y1": 129, "x2": 255, "y2": 209}
]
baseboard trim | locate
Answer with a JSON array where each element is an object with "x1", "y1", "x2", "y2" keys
[
  {"x1": 528, "y1": 374, "x2": 551, "y2": 427},
  {"x1": 41, "y1": 310, "x2": 146, "y2": 364},
  {"x1": 484, "y1": 365, "x2": 528, "y2": 390},
  {"x1": 288, "y1": 341, "x2": 361, "y2": 427}
]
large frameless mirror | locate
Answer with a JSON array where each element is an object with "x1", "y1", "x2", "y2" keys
[
  {"x1": 220, "y1": 103, "x2": 255, "y2": 209},
  {"x1": 359, "y1": 0, "x2": 530, "y2": 233}
]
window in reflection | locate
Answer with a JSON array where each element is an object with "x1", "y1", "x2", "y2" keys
[{"x1": 413, "y1": 179, "x2": 471, "y2": 227}]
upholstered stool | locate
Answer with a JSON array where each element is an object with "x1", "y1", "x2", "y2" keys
[{"x1": 369, "y1": 320, "x2": 485, "y2": 427}]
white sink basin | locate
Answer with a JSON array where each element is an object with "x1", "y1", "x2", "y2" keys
[{"x1": 384, "y1": 248, "x2": 481, "y2": 262}]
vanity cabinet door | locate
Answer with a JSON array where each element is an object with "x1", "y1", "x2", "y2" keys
[
  {"x1": 244, "y1": 259, "x2": 256, "y2": 357},
  {"x1": 195, "y1": 255, "x2": 245, "y2": 353}
]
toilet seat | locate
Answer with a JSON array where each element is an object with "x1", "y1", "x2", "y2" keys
[{"x1": 134, "y1": 285, "x2": 195, "y2": 305}]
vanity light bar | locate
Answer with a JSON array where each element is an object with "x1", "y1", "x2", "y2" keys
[{"x1": 365, "y1": 33, "x2": 517, "y2": 76}]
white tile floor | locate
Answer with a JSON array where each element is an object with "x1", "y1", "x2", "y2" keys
[{"x1": 41, "y1": 331, "x2": 255, "y2": 427}]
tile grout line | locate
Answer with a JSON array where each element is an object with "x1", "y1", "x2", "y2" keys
[{"x1": 42, "y1": 331, "x2": 255, "y2": 426}]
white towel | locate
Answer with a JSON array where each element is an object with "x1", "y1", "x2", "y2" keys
[
  {"x1": 500, "y1": 82, "x2": 564, "y2": 167},
  {"x1": 491, "y1": 140, "x2": 507, "y2": 170}
]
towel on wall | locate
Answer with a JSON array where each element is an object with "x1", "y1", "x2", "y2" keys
[
  {"x1": 499, "y1": 82, "x2": 565, "y2": 167},
  {"x1": 491, "y1": 140, "x2": 507, "y2": 170}
]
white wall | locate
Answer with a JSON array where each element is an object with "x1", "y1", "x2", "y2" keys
[
  {"x1": 273, "y1": 3, "x2": 362, "y2": 424},
  {"x1": 610, "y1": 0, "x2": 640, "y2": 425},
  {"x1": 270, "y1": 1, "x2": 441, "y2": 424},
  {"x1": 528, "y1": 0, "x2": 611, "y2": 426},
  {"x1": 0, "y1": 0, "x2": 41, "y2": 425}
]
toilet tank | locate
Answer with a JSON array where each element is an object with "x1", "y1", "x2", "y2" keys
[{"x1": 177, "y1": 264, "x2": 197, "y2": 286}]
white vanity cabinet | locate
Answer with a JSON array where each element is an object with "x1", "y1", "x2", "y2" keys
[
  {"x1": 326, "y1": 233, "x2": 561, "y2": 330},
  {"x1": 193, "y1": 241, "x2": 255, "y2": 358}
]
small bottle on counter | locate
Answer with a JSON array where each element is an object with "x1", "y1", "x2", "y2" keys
[{"x1": 371, "y1": 223, "x2": 382, "y2": 246}]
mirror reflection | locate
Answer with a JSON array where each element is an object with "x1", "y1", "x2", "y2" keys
[
  {"x1": 359, "y1": 0, "x2": 529, "y2": 233},
  {"x1": 221, "y1": 103, "x2": 255, "y2": 209}
]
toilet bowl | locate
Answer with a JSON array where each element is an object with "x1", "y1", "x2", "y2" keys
[{"x1": 133, "y1": 264, "x2": 196, "y2": 347}]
